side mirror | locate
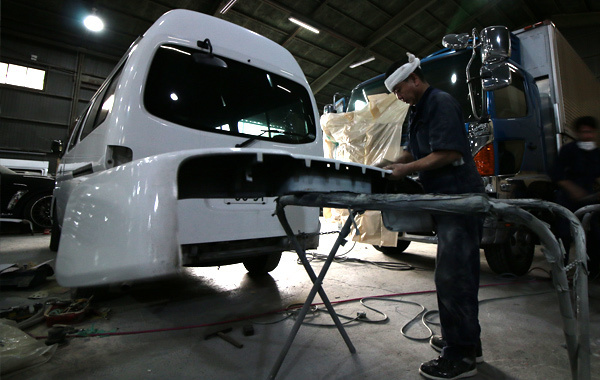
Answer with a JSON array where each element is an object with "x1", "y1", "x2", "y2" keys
[
  {"x1": 333, "y1": 93, "x2": 348, "y2": 113},
  {"x1": 51, "y1": 140, "x2": 63, "y2": 155},
  {"x1": 442, "y1": 33, "x2": 470, "y2": 50},
  {"x1": 480, "y1": 26, "x2": 511, "y2": 64},
  {"x1": 323, "y1": 104, "x2": 336, "y2": 114},
  {"x1": 480, "y1": 62, "x2": 512, "y2": 91}
]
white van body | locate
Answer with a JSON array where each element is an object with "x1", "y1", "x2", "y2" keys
[{"x1": 52, "y1": 10, "x2": 339, "y2": 287}]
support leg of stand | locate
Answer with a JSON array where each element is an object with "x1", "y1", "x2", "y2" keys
[{"x1": 268, "y1": 204, "x2": 356, "y2": 380}]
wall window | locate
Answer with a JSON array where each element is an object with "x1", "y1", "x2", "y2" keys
[{"x1": 0, "y1": 62, "x2": 46, "y2": 90}]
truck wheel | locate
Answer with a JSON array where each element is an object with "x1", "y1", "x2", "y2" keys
[
  {"x1": 484, "y1": 228, "x2": 535, "y2": 276},
  {"x1": 243, "y1": 251, "x2": 282, "y2": 276},
  {"x1": 374, "y1": 240, "x2": 411, "y2": 255},
  {"x1": 49, "y1": 208, "x2": 61, "y2": 252}
]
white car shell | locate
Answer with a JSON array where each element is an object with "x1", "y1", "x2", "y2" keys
[{"x1": 56, "y1": 148, "x2": 387, "y2": 286}]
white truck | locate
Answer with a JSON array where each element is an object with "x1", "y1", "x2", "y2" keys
[{"x1": 51, "y1": 9, "x2": 388, "y2": 287}]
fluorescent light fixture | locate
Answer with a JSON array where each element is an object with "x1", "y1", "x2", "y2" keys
[
  {"x1": 160, "y1": 45, "x2": 191, "y2": 55},
  {"x1": 289, "y1": 17, "x2": 320, "y2": 34},
  {"x1": 220, "y1": 0, "x2": 238, "y2": 14},
  {"x1": 84, "y1": 12, "x2": 104, "y2": 32},
  {"x1": 277, "y1": 85, "x2": 291, "y2": 93},
  {"x1": 349, "y1": 57, "x2": 375, "y2": 68}
]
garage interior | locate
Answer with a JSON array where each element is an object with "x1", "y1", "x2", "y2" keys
[{"x1": 1, "y1": 1, "x2": 600, "y2": 380}]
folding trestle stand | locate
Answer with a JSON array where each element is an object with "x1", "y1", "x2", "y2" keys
[
  {"x1": 267, "y1": 204, "x2": 359, "y2": 380},
  {"x1": 267, "y1": 192, "x2": 591, "y2": 380}
]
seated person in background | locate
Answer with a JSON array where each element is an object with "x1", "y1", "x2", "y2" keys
[{"x1": 551, "y1": 116, "x2": 600, "y2": 277}]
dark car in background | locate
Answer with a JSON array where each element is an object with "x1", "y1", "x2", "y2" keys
[{"x1": 0, "y1": 165, "x2": 54, "y2": 231}]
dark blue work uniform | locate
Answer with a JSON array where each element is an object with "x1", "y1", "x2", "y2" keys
[
  {"x1": 551, "y1": 141, "x2": 600, "y2": 274},
  {"x1": 406, "y1": 87, "x2": 484, "y2": 361}
]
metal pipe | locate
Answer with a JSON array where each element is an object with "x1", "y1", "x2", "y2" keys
[
  {"x1": 277, "y1": 193, "x2": 590, "y2": 380},
  {"x1": 466, "y1": 28, "x2": 481, "y2": 120}
]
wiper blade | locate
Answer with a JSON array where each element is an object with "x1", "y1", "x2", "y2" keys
[
  {"x1": 235, "y1": 137, "x2": 258, "y2": 148},
  {"x1": 234, "y1": 130, "x2": 313, "y2": 148}
]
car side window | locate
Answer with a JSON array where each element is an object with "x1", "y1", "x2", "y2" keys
[
  {"x1": 68, "y1": 105, "x2": 91, "y2": 151},
  {"x1": 80, "y1": 65, "x2": 124, "y2": 141},
  {"x1": 94, "y1": 67, "x2": 123, "y2": 128}
]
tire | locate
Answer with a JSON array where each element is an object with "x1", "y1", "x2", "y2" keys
[
  {"x1": 374, "y1": 240, "x2": 411, "y2": 255},
  {"x1": 25, "y1": 194, "x2": 53, "y2": 231},
  {"x1": 49, "y1": 207, "x2": 61, "y2": 252},
  {"x1": 243, "y1": 252, "x2": 282, "y2": 276},
  {"x1": 484, "y1": 228, "x2": 535, "y2": 276}
]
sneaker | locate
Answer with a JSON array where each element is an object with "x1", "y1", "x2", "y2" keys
[
  {"x1": 419, "y1": 356, "x2": 477, "y2": 380},
  {"x1": 430, "y1": 335, "x2": 484, "y2": 363}
]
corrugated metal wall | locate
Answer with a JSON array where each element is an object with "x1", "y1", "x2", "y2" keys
[{"x1": 0, "y1": 35, "x2": 117, "y2": 164}]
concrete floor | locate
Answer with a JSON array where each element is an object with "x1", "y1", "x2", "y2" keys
[{"x1": 1, "y1": 220, "x2": 599, "y2": 380}]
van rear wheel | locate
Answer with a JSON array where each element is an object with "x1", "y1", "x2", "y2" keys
[
  {"x1": 243, "y1": 251, "x2": 282, "y2": 276},
  {"x1": 374, "y1": 240, "x2": 411, "y2": 255}
]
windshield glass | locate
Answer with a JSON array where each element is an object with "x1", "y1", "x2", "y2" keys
[
  {"x1": 422, "y1": 49, "x2": 482, "y2": 121},
  {"x1": 347, "y1": 78, "x2": 387, "y2": 112},
  {"x1": 144, "y1": 44, "x2": 316, "y2": 144},
  {"x1": 347, "y1": 49, "x2": 482, "y2": 121}
]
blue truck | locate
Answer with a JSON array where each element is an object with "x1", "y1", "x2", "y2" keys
[{"x1": 325, "y1": 21, "x2": 600, "y2": 275}]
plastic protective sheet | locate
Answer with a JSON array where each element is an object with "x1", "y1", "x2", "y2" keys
[
  {"x1": 0, "y1": 318, "x2": 57, "y2": 375},
  {"x1": 321, "y1": 93, "x2": 409, "y2": 246}
]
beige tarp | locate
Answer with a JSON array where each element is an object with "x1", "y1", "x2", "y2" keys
[{"x1": 320, "y1": 93, "x2": 409, "y2": 246}]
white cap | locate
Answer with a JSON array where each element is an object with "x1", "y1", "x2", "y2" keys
[{"x1": 384, "y1": 52, "x2": 421, "y2": 92}]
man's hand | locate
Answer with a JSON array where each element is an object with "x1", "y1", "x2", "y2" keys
[
  {"x1": 374, "y1": 159, "x2": 393, "y2": 168},
  {"x1": 383, "y1": 150, "x2": 461, "y2": 180},
  {"x1": 384, "y1": 163, "x2": 413, "y2": 179}
]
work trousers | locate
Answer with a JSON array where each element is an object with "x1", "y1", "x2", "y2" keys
[{"x1": 433, "y1": 213, "x2": 483, "y2": 361}]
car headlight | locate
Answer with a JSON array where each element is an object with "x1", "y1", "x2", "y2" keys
[{"x1": 7, "y1": 190, "x2": 28, "y2": 210}]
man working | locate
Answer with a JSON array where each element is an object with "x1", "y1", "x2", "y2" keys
[{"x1": 382, "y1": 53, "x2": 484, "y2": 379}]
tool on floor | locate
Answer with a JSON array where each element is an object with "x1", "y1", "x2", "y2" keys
[
  {"x1": 44, "y1": 296, "x2": 93, "y2": 326},
  {"x1": 242, "y1": 324, "x2": 254, "y2": 336},
  {"x1": 204, "y1": 327, "x2": 243, "y2": 348},
  {"x1": 45, "y1": 325, "x2": 79, "y2": 345}
]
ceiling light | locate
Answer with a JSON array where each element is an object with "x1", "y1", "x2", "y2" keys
[
  {"x1": 288, "y1": 17, "x2": 320, "y2": 34},
  {"x1": 349, "y1": 57, "x2": 375, "y2": 68},
  {"x1": 84, "y1": 10, "x2": 104, "y2": 32},
  {"x1": 220, "y1": 0, "x2": 238, "y2": 14}
]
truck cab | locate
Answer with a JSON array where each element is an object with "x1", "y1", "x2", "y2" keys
[{"x1": 323, "y1": 22, "x2": 600, "y2": 275}]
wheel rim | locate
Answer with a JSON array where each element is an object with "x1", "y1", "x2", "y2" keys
[{"x1": 29, "y1": 195, "x2": 53, "y2": 229}]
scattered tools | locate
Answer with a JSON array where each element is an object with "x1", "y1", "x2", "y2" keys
[
  {"x1": 0, "y1": 260, "x2": 54, "y2": 288},
  {"x1": 0, "y1": 303, "x2": 44, "y2": 324},
  {"x1": 204, "y1": 327, "x2": 244, "y2": 349},
  {"x1": 44, "y1": 296, "x2": 93, "y2": 326}
]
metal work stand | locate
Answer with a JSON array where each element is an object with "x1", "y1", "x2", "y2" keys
[
  {"x1": 267, "y1": 203, "x2": 358, "y2": 380},
  {"x1": 268, "y1": 192, "x2": 591, "y2": 380}
]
